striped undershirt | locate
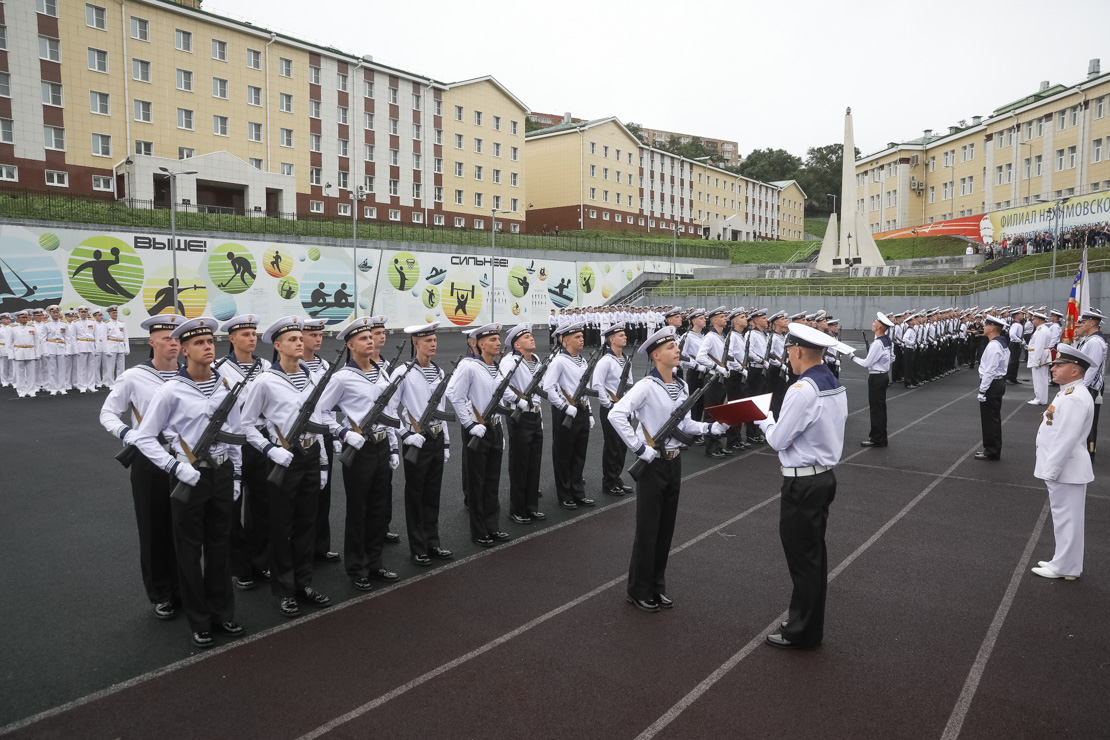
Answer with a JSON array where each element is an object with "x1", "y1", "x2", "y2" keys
[
  {"x1": 356, "y1": 366, "x2": 381, "y2": 384},
  {"x1": 566, "y1": 353, "x2": 587, "y2": 367},
  {"x1": 196, "y1": 377, "x2": 219, "y2": 397},
  {"x1": 287, "y1": 370, "x2": 308, "y2": 391},
  {"x1": 158, "y1": 370, "x2": 178, "y2": 382},
  {"x1": 663, "y1": 382, "x2": 681, "y2": 401},
  {"x1": 237, "y1": 361, "x2": 255, "y2": 375},
  {"x1": 523, "y1": 358, "x2": 538, "y2": 373},
  {"x1": 483, "y1": 362, "x2": 498, "y2": 378},
  {"x1": 419, "y1": 365, "x2": 440, "y2": 384},
  {"x1": 304, "y1": 357, "x2": 323, "y2": 374}
]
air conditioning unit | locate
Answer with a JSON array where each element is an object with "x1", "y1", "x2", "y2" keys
[
  {"x1": 911, "y1": 155, "x2": 921, "y2": 166},
  {"x1": 910, "y1": 176, "x2": 919, "y2": 189},
  {"x1": 917, "y1": 181, "x2": 927, "y2": 192}
]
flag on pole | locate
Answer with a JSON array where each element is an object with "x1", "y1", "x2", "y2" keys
[{"x1": 1062, "y1": 246, "x2": 1088, "y2": 345}]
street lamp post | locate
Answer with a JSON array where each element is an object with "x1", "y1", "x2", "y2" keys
[
  {"x1": 491, "y1": 208, "x2": 498, "y2": 323},
  {"x1": 826, "y1": 193, "x2": 837, "y2": 216},
  {"x1": 158, "y1": 166, "x2": 197, "y2": 312},
  {"x1": 349, "y1": 186, "x2": 367, "y2": 317}
]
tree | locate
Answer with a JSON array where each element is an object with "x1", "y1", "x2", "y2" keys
[
  {"x1": 796, "y1": 143, "x2": 860, "y2": 212},
  {"x1": 524, "y1": 117, "x2": 546, "y2": 134},
  {"x1": 736, "y1": 148, "x2": 803, "y2": 183},
  {"x1": 625, "y1": 121, "x2": 647, "y2": 144}
]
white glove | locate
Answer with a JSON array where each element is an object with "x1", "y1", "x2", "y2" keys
[
  {"x1": 320, "y1": 470, "x2": 328, "y2": 490},
  {"x1": 727, "y1": 360, "x2": 741, "y2": 372},
  {"x1": 589, "y1": 415, "x2": 595, "y2": 430},
  {"x1": 389, "y1": 453, "x2": 400, "y2": 470},
  {"x1": 712, "y1": 365, "x2": 728, "y2": 378},
  {"x1": 638, "y1": 446, "x2": 658, "y2": 464},
  {"x1": 332, "y1": 439, "x2": 343, "y2": 455},
  {"x1": 175, "y1": 462, "x2": 201, "y2": 487},
  {"x1": 516, "y1": 398, "x2": 530, "y2": 412},
  {"x1": 444, "y1": 448, "x2": 451, "y2": 462},
  {"x1": 122, "y1": 429, "x2": 139, "y2": 446},
  {"x1": 755, "y1": 410, "x2": 776, "y2": 433},
  {"x1": 564, "y1": 404, "x2": 578, "y2": 418},
  {"x1": 977, "y1": 393, "x2": 987, "y2": 403},
  {"x1": 344, "y1": 430, "x2": 366, "y2": 450},
  {"x1": 233, "y1": 479, "x2": 242, "y2": 501},
  {"x1": 710, "y1": 422, "x2": 729, "y2": 436},
  {"x1": 267, "y1": 446, "x2": 294, "y2": 467},
  {"x1": 470, "y1": 424, "x2": 487, "y2": 439},
  {"x1": 404, "y1": 433, "x2": 425, "y2": 449}
]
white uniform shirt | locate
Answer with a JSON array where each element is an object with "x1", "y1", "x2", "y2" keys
[
  {"x1": 239, "y1": 365, "x2": 329, "y2": 465},
  {"x1": 902, "y1": 326, "x2": 917, "y2": 349},
  {"x1": 761, "y1": 365, "x2": 848, "y2": 468},
  {"x1": 43, "y1": 319, "x2": 68, "y2": 356},
  {"x1": 1034, "y1": 379, "x2": 1094, "y2": 483},
  {"x1": 103, "y1": 319, "x2": 129, "y2": 354},
  {"x1": 591, "y1": 350, "x2": 627, "y2": 406},
  {"x1": 1077, "y1": 333, "x2": 1106, "y2": 392},
  {"x1": 853, "y1": 335, "x2": 893, "y2": 373},
  {"x1": 500, "y1": 351, "x2": 547, "y2": 410},
  {"x1": 74, "y1": 318, "x2": 97, "y2": 354},
  {"x1": 695, "y1": 329, "x2": 728, "y2": 372},
  {"x1": 393, "y1": 359, "x2": 452, "y2": 446},
  {"x1": 679, "y1": 331, "x2": 704, "y2": 371},
  {"x1": 1027, "y1": 324, "x2": 1051, "y2": 368},
  {"x1": 768, "y1": 332, "x2": 787, "y2": 370},
  {"x1": 978, "y1": 336, "x2": 1010, "y2": 392},
  {"x1": 747, "y1": 330, "x2": 769, "y2": 368},
  {"x1": 446, "y1": 355, "x2": 508, "y2": 430},
  {"x1": 610, "y1": 371, "x2": 709, "y2": 454},
  {"x1": 318, "y1": 358, "x2": 401, "y2": 450},
  {"x1": 9, "y1": 323, "x2": 37, "y2": 361},
  {"x1": 1048, "y1": 321, "x2": 1063, "y2": 347},
  {"x1": 100, "y1": 361, "x2": 182, "y2": 440},
  {"x1": 1008, "y1": 321, "x2": 1025, "y2": 345},
  {"x1": 542, "y1": 350, "x2": 595, "y2": 415},
  {"x1": 0, "y1": 323, "x2": 10, "y2": 359}
]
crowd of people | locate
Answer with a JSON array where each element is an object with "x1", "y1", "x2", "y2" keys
[{"x1": 987, "y1": 222, "x2": 1110, "y2": 259}]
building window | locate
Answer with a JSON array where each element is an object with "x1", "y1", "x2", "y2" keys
[
  {"x1": 434, "y1": 214, "x2": 445, "y2": 226},
  {"x1": 389, "y1": 149, "x2": 398, "y2": 165},
  {"x1": 175, "y1": 29, "x2": 191, "y2": 52},
  {"x1": 134, "y1": 140, "x2": 152, "y2": 156},
  {"x1": 435, "y1": 186, "x2": 443, "y2": 202},
  {"x1": 249, "y1": 158, "x2": 262, "y2": 170},
  {"x1": 510, "y1": 172, "x2": 518, "y2": 187},
  {"x1": 41, "y1": 81, "x2": 63, "y2": 107},
  {"x1": 435, "y1": 129, "x2": 443, "y2": 145},
  {"x1": 1095, "y1": 138, "x2": 1104, "y2": 163},
  {"x1": 413, "y1": 153, "x2": 422, "y2": 170},
  {"x1": 365, "y1": 206, "x2": 377, "y2": 219},
  {"x1": 247, "y1": 85, "x2": 262, "y2": 106},
  {"x1": 389, "y1": 209, "x2": 401, "y2": 222},
  {"x1": 213, "y1": 115, "x2": 228, "y2": 137},
  {"x1": 363, "y1": 112, "x2": 373, "y2": 128},
  {"x1": 413, "y1": 183, "x2": 422, "y2": 200},
  {"x1": 454, "y1": 217, "x2": 465, "y2": 228},
  {"x1": 279, "y1": 58, "x2": 292, "y2": 77},
  {"x1": 388, "y1": 118, "x2": 398, "y2": 135},
  {"x1": 45, "y1": 170, "x2": 69, "y2": 187},
  {"x1": 86, "y1": 4, "x2": 107, "y2": 29},
  {"x1": 492, "y1": 169, "x2": 501, "y2": 184},
  {"x1": 91, "y1": 133, "x2": 111, "y2": 157},
  {"x1": 43, "y1": 126, "x2": 65, "y2": 151},
  {"x1": 280, "y1": 93, "x2": 293, "y2": 112},
  {"x1": 211, "y1": 39, "x2": 227, "y2": 61},
  {"x1": 510, "y1": 146, "x2": 518, "y2": 161},
  {"x1": 39, "y1": 36, "x2": 61, "y2": 62},
  {"x1": 388, "y1": 179, "x2": 398, "y2": 196},
  {"x1": 0, "y1": 165, "x2": 17, "y2": 182},
  {"x1": 310, "y1": 201, "x2": 324, "y2": 214},
  {"x1": 307, "y1": 65, "x2": 320, "y2": 85},
  {"x1": 177, "y1": 108, "x2": 193, "y2": 130},
  {"x1": 132, "y1": 59, "x2": 151, "y2": 83},
  {"x1": 337, "y1": 106, "x2": 348, "y2": 124},
  {"x1": 388, "y1": 87, "x2": 398, "y2": 104},
  {"x1": 37, "y1": 0, "x2": 58, "y2": 17},
  {"x1": 179, "y1": 147, "x2": 194, "y2": 159},
  {"x1": 493, "y1": 195, "x2": 501, "y2": 210},
  {"x1": 134, "y1": 99, "x2": 152, "y2": 123},
  {"x1": 310, "y1": 167, "x2": 321, "y2": 186},
  {"x1": 589, "y1": 187, "x2": 597, "y2": 200},
  {"x1": 1034, "y1": 155, "x2": 1043, "y2": 175},
  {"x1": 212, "y1": 77, "x2": 228, "y2": 99},
  {"x1": 454, "y1": 189, "x2": 463, "y2": 205},
  {"x1": 590, "y1": 164, "x2": 596, "y2": 177},
  {"x1": 338, "y1": 203, "x2": 350, "y2": 216},
  {"x1": 474, "y1": 110, "x2": 483, "y2": 126},
  {"x1": 310, "y1": 134, "x2": 321, "y2": 152},
  {"x1": 434, "y1": 157, "x2": 443, "y2": 174},
  {"x1": 280, "y1": 163, "x2": 294, "y2": 176},
  {"x1": 454, "y1": 134, "x2": 464, "y2": 149},
  {"x1": 1067, "y1": 145, "x2": 1077, "y2": 169},
  {"x1": 176, "y1": 69, "x2": 192, "y2": 91},
  {"x1": 1056, "y1": 149, "x2": 1065, "y2": 171},
  {"x1": 338, "y1": 139, "x2": 348, "y2": 157},
  {"x1": 474, "y1": 219, "x2": 484, "y2": 230},
  {"x1": 364, "y1": 176, "x2": 375, "y2": 193},
  {"x1": 454, "y1": 161, "x2": 464, "y2": 177},
  {"x1": 454, "y1": 105, "x2": 463, "y2": 121},
  {"x1": 0, "y1": 119, "x2": 12, "y2": 144},
  {"x1": 93, "y1": 175, "x2": 113, "y2": 191},
  {"x1": 474, "y1": 165, "x2": 483, "y2": 181},
  {"x1": 247, "y1": 49, "x2": 261, "y2": 69},
  {"x1": 413, "y1": 124, "x2": 422, "y2": 141},
  {"x1": 253, "y1": 122, "x2": 267, "y2": 142},
  {"x1": 474, "y1": 139, "x2": 483, "y2": 154},
  {"x1": 336, "y1": 73, "x2": 348, "y2": 92},
  {"x1": 364, "y1": 80, "x2": 375, "y2": 98},
  {"x1": 364, "y1": 144, "x2": 374, "y2": 161}
]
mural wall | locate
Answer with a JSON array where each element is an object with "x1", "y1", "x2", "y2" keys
[{"x1": 0, "y1": 224, "x2": 707, "y2": 334}]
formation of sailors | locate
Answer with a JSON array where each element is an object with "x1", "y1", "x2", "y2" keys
[
  {"x1": 0, "y1": 305, "x2": 129, "y2": 397},
  {"x1": 547, "y1": 305, "x2": 678, "y2": 347}
]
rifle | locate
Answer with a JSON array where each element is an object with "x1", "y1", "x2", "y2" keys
[
  {"x1": 336, "y1": 356, "x2": 413, "y2": 469},
  {"x1": 171, "y1": 361, "x2": 260, "y2": 504},
  {"x1": 510, "y1": 351, "x2": 556, "y2": 421},
  {"x1": 760, "y1": 330, "x2": 774, "y2": 367},
  {"x1": 386, "y1": 342, "x2": 406, "y2": 371},
  {"x1": 466, "y1": 353, "x2": 524, "y2": 451},
  {"x1": 267, "y1": 345, "x2": 348, "y2": 486},
  {"x1": 402, "y1": 355, "x2": 461, "y2": 464},
  {"x1": 560, "y1": 346, "x2": 604, "y2": 429},
  {"x1": 626, "y1": 383, "x2": 707, "y2": 481},
  {"x1": 862, "y1": 331, "x2": 871, "y2": 351},
  {"x1": 613, "y1": 345, "x2": 638, "y2": 401},
  {"x1": 114, "y1": 402, "x2": 145, "y2": 468}
]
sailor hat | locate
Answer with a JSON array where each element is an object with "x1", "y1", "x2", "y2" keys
[
  {"x1": 107, "y1": 305, "x2": 119, "y2": 311},
  {"x1": 1050, "y1": 309, "x2": 1064, "y2": 318},
  {"x1": 706, "y1": 306, "x2": 729, "y2": 318},
  {"x1": 1030, "y1": 311, "x2": 1048, "y2": 321},
  {"x1": 687, "y1": 308, "x2": 706, "y2": 319},
  {"x1": 470, "y1": 323, "x2": 502, "y2": 341},
  {"x1": 639, "y1": 326, "x2": 678, "y2": 356},
  {"x1": 141, "y1": 314, "x2": 187, "y2": 333},
  {"x1": 555, "y1": 321, "x2": 585, "y2": 338},
  {"x1": 877, "y1": 312, "x2": 895, "y2": 328},
  {"x1": 785, "y1": 322, "x2": 838, "y2": 350},
  {"x1": 220, "y1": 314, "x2": 261, "y2": 334},
  {"x1": 826, "y1": 318, "x2": 840, "y2": 326},
  {"x1": 1079, "y1": 308, "x2": 1105, "y2": 322},
  {"x1": 261, "y1": 315, "x2": 305, "y2": 343},
  {"x1": 46, "y1": 304, "x2": 60, "y2": 312},
  {"x1": 172, "y1": 316, "x2": 217, "y2": 342},
  {"x1": 0, "y1": 313, "x2": 9, "y2": 319},
  {"x1": 504, "y1": 323, "x2": 533, "y2": 349},
  {"x1": 405, "y1": 322, "x2": 440, "y2": 338},
  {"x1": 603, "y1": 322, "x2": 627, "y2": 339},
  {"x1": 77, "y1": 305, "x2": 90, "y2": 311},
  {"x1": 663, "y1": 307, "x2": 683, "y2": 318},
  {"x1": 302, "y1": 318, "x2": 328, "y2": 331},
  {"x1": 984, "y1": 314, "x2": 1007, "y2": 327},
  {"x1": 768, "y1": 310, "x2": 787, "y2": 322},
  {"x1": 1051, "y1": 344, "x2": 1095, "y2": 369},
  {"x1": 727, "y1": 307, "x2": 747, "y2": 321},
  {"x1": 14, "y1": 310, "x2": 30, "y2": 317},
  {"x1": 337, "y1": 315, "x2": 385, "y2": 342}
]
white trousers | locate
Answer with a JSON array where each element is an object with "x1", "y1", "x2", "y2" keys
[
  {"x1": 1031, "y1": 365, "x2": 1050, "y2": 404},
  {"x1": 36, "y1": 356, "x2": 52, "y2": 392},
  {"x1": 48, "y1": 354, "x2": 69, "y2": 393},
  {"x1": 13, "y1": 359, "x2": 36, "y2": 397},
  {"x1": 1045, "y1": 480, "x2": 1086, "y2": 576},
  {"x1": 69, "y1": 354, "x2": 78, "y2": 387},
  {"x1": 75, "y1": 352, "x2": 96, "y2": 391},
  {"x1": 0, "y1": 357, "x2": 11, "y2": 386},
  {"x1": 101, "y1": 353, "x2": 124, "y2": 387}
]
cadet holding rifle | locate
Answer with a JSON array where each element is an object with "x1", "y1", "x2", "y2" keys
[
  {"x1": 318, "y1": 316, "x2": 403, "y2": 591},
  {"x1": 301, "y1": 317, "x2": 340, "y2": 564},
  {"x1": 500, "y1": 324, "x2": 549, "y2": 524},
  {"x1": 542, "y1": 321, "x2": 599, "y2": 510},
  {"x1": 239, "y1": 316, "x2": 333, "y2": 618},
  {"x1": 592, "y1": 323, "x2": 635, "y2": 497},
  {"x1": 132, "y1": 317, "x2": 247, "y2": 650},
  {"x1": 694, "y1": 306, "x2": 734, "y2": 459},
  {"x1": 99, "y1": 314, "x2": 186, "y2": 622},
  {"x1": 610, "y1": 326, "x2": 728, "y2": 613}
]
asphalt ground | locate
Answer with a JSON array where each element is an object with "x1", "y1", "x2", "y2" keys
[{"x1": 1, "y1": 333, "x2": 1107, "y2": 739}]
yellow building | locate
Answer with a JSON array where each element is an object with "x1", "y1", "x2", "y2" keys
[
  {"x1": 854, "y1": 61, "x2": 1110, "y2": 233},
  {"x1": 441, "y1": 77, "x2": 528, "y2": 233},
  {"x1": 772, "y1": 180, "x2": 807, "y2": 240}
]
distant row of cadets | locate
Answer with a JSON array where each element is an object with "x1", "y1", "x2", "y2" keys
[{"x1": 0, "y1": 306, "x2": 129, "y2": 397}]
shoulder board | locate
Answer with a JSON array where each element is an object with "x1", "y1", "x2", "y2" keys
[{"x1": 1066, "y1": 387, "x2": 1074, "y2": 395}]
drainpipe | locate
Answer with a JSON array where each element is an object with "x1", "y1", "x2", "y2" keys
[
  {"x1": 120, "y1": 1, "x2": 132, "y2": 187},
  {"x1": 265, "y1": 32, "x2": 276, "y2": 172},
  {"x1": 579, "y1": 127, "x2": 584, "y2": 229}
]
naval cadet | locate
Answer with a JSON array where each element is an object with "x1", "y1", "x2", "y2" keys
[
  {"x1": 543, "y1": 321, "x2": 597, "y2": 509},
  {"x1": 1031, "y1": 345, "x2": 1096, "y2": 581},
  {"x1": 593, "y1": 322, "x2": 634, "y2": 497},
  {"x1": 132, "y1": 317, "x2": 245, "y2": 649},
  {"x1": 1075, "y1": 309, "x2": 1106, "y2": 455},
  {"x1": 99, "y1": 314, "x2": 186, "y2": 621},
  {"x1": 240, "y1": 316, "x2": 332, "y2": 618},
  {"x1": 855, "y1": 312, "x2": 894, "y2": 448},
  {"x1": 975, "y1": 314, "x2": 1010, "y2": 461},
  {"x1": 678, "y1": 309, "x2": 706, "y2": 428},
  {"x1": 301, "y1": 318, "x2": 341, "y2": 563},
  {"x1": 1026, "y1": 311, "x2": 1052, "y2": 406},
  {"x1": 500, "y1": 323, "x2": 547, "y2": 524},
  {"x1": 755, "y1": 322, "x2": 848, "y2": 649},
  {"x1": 694, "y1": 306, "x2": 731, "y2": 459}
]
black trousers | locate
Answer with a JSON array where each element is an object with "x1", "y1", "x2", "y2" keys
[
  {"x1": 268, "y1": 444, "x2": 321, "y2": 598},
  {"x1": 745, "y1": 367, "x2": 767, "y2": 437},
  {"x1": 703, "y1": 375, "x2": 728, "y2": 455},
  {"x1": 769, "y1": 368, "x2": 788, "y2": 417},
  {"x1": 507, "y1": 411, "x2": 543, "y2": 517},
  {"x1": 903, "y1": 349, "x2": 917, "y2": 387},
  {"x1": 315, "y1": 433, "x2": 335, "y2": 558},
  {"x1": 1088, "y1": 387, "x2": 1101, "y2": 453},
  {"x1": 403, "y1": 431, "x2": 445, "y2": 557},
  {"x1": 130, "y1": 453, "x2": 179, "y2": 604},
  {"x1": 779, "y1": 470, "x2": 836, "y2": 647},
  {"x1": 1005, "y1": 342, "x2": 1022, "y2": 382},
  {"x1": 891, "y1": 346, "x2": 904, "y2": 382},
  {"x1": 687, "y1": 369, "x2": 706, "y2": 422},
  {"x1": 979, "y1": 378, "x2": 1006, "y2": 458},
  {"x1": 551, "y1": 404, "x2": 591, "y2": 503},
  {"x1": 465, "y1": 424, "x2": 504, "y2": 539},
  {"x1": 240, "y1": 444, "x2": 271, "y2": 578},
  {"x1": 171, "y1": 460, "x2": 234, "y2": 633},
  {"x1": 600, "y1": 405, "x2": 627, "y2": 490},
  {"x1": 341, "y1": 436, "x2": 392, "y2": 579},
  {"x1": 627, "y1": 453, "x2": 682, "y2": 602},
  {"x1": 867, "y1": 373, "x2": 889, "y2": 444}
]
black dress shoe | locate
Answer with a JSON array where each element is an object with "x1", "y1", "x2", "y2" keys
[
  {"x1": 707, "y1": 450, "x2": 725, "y2": 459},
  {"x1": 973, "y1": 452, "x2": 1000, "y2": 461},
  {"x1": 319, "y1": 551, "x2": 341, "y2": 563},
  {"x1": 474, "y1": 536, "x2": 495, "y2": 547},
  {"x1": 233, "y1": 577, "x2": 256, "y2": 591},
  {"x1": 721, "y1": 446, "x2": 735, "y2": 456},
  {"x1": 429, "y1": 546, "x2": 454, "y2": 560},
  {"x1": 692, "y1": 436, "x2": 705, "y2": 446},
  {"x1": 154, "y1": 600, "x2": 178, "y2": 620},
  {"x1": 559, "y1": 500, "x2": 579, "y2": 510},
  {"x1": 619, "y1": 482, "x2": 633, "y2": 493},
  {"x1": 191, "y1": 631, "x2": 214, "y2": 649},
  {"x1": 574, "y1": 497, "x2": 596, "y2": 507},
  {"x1": 527, "y1": 510, "x2": 546, "y2": 520},
  {"x1": 279, "y1": 597, "x2": 300, "y2": 617},
  {"x1": 603, "y1": 485, "x2": 626, "y2": 496},
  {"x1": 384, "y1": 532, "x2": 401, "y2": 543},
  {"x1": 510, "y1": 513, "x2": 532, "y2": 524},
  {"x1": 859, "y1": 440, "x2": 888, "y2": 448},
  {"x1": 412, "y1": 554, "x2": 432, "y2": 566},
  {"x1": 370, "y1": 568, "x2": 399, "y2": 582},
  {"x1": 626, "y1": 595, "x2": 660, "y2": 613},
  {"x1": 297, "y1": 587, "x2": 331, "y2": 607},
  {"x1": 765, "y1": 633, "x2": 818, "y2": 650},
  {"x1": 352, "y1": 577, "x2": 373, "y2": 591},
  {"x1": 214, "y1": 620, "x2": 244, "y2": 637},
  {"x1": 748, "y1": 434, "x2": 766, "y2": 444},
  {"x1": 655, "y1": 593, "x2": 674, "y2": 609}
]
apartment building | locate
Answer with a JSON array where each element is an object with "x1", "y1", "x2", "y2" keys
[
  {"x1": 635, "y1": 125, "x2": 740, "y2": 168},
  {"x1": 772, "y1": 180, "x2": 807, "y2": 240},
  {"x1": 854, "y1": 60, "x2": 1110, "y2": 233}
]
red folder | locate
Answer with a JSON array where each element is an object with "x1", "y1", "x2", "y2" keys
[{"x1": 705, "y1": 393, "x2": 773, "y2": 425}]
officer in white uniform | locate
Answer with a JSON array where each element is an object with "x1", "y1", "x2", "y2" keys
[
  {"x1": 0, "y1": 313, "x2": 11, "y2": 388},
  {"x1": 10, "y1": 310, "x2": 38, "y2": 398},
  {"x1": 101, "y1": 305, "x2": 129, "y2": 387},
  {"x1": 1031, "y1": 345, "x2": 1096, "y2": 580},
  {"x1": 72, "y1": 306, "x2": 99, "y2": 392},
  {"x1": 1026, "y1": 311, "x2": 1052, "y2": 405},
  {"x1": 42, "y1": 305, "x2": 68, "y2": 395},
  {"x1": 755, "y1": 322, "x2": 848, "y2": 649},
  {"x1": 593, "y1": 322, "x2": 633, "y2": 496}
]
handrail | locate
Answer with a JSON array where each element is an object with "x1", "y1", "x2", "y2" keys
[{"x1": 786, "y1": 241, "x2": 819, "y2": 264}]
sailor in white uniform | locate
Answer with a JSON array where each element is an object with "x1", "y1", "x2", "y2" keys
[
  {"x1": 1075, "y1": 309, "x2": 1106, "y2": 455},
  {"x1": 73, "y1": 306, "x2": 99, "y2": 393},
  {"x1": 1026, "y1": 311, "x2": 1052, "y2": 405},
  {"x1": 542, "y1": 321, "x2": 597, "y2": 509},
  {"x1": 976, "y1": 314, "x2": 1010, "y2": 460},
  {"x1": 593, "y1": 322, "x2": 634, "y2": 497},
  {"x1": 0, "y1": 313, "x2": 11, "y2": 388},
  {"x1": 101, "y1": 305, "x2": 129, "y2": 387},
  {"x1": 10, "y1": 310, "x2": 38, "y2": 398},
  {"x1": 855, "y1": 312, "x2": 893, "y2": 447},
  {"x1": 301, "y1": 317, "x2": 340, "y2": 563},
  {"x1": 500, "y1": 323, "x2": 548, "y2": 523},
  {"x1": 1031, "y1": 345, "x2": 1096, "y2": 581}
]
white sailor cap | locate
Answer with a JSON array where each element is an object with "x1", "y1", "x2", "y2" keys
[
  {"x1": 14, "y1": 309, "x2": 30, "y2": 317},
  {"x1": 706, "y1": 305, "x2": 728, "y2": 318},
  {"x1": 749, "y1": 308, "x2": 767, "y2": 318},
  {"x1": 46, "y1": 304, "x2": 60, "y2": 312},
  {"x1": 687, "y1": 308, "x2": 706, "y2": 319},
  {"x1": 1050, "y1": 309, "x2": 1064, "y2": 318},
  {"x1": 639, "y1": 326, "x2": 678, "y2": 356},
  {"x1": 1030, "y1": 311, "x2": 1048, "y2": 320},
  {"x1": 220, "y1": 314, "x2": 261, "y2": 334},
  {"x1": 172, "y1": 316, "x2": 217, "y2": 342},
  {"x1": 504, "y1": 323, "x2": 533, "y2": 349},
  {"x1": 877, "y1": 312, "x2": 895, "y2": 328},
  {"x1": 789, "y1": 311, "x2": 806, "y2": 321},
  {"x1": 470, "y1": 323, "x2": 502, "y2": 341},
  {"x1": 405, "y1": 322, "x2": 440, "y2": 338},
  {"x1": 107, "y1": 305, "x2": 119, "y2": 311},
  {"x1": 785, "y1": 322, "x2": 838, "y2": 350},
  {"x1": 261, "y1": 315, "x2": 305, "y2": 343},
  {"x1": 141, "y1": 314, "x2": 187, "y2": 333},
  {"x1": 814, "y1": 310, "x2": 827, "y2": 321},
  {"x1": 1051, "y1": 344, "x2": 1095, "y2": 369},
  {"x1": 1079, "y1": 308, "x2": 1104, "y2": 322},
  {"x1": 0, "y1": 312, "x2": 9, "y2": 319},
  {"x1": 826, "y1": 318, "x2": 840, "y2": 326},
  {"x1": 302, "y1": 318, "x2": 328, "y2": 331},
  {"x1": 555, "y1": 321, "x2": 586, "y2": 338},
  {"x1": 727, "y1": 307, "x2": 747, "y2": 321},
  {"x1": 602, "y1": 322, "x2": 627, "y2": 339},
  {"x1": 804, "y1": 312, "x2": 818, "y2": 321},
  {"x1": 77, "y1": 305, "x2": 90, "y2": 311},
  {"x1": 663, "y1": 307, "x2": 683, "y2": 318},
  {"x1": 337, "y1": 315, "x2": 383, "y2": 342},
  {"x1": 768, "y1": 310, "x2": 787, "y2": 322},
  {"x1": 984, "y1": 314, "x2": 1007, "y2": 327},
  {"x1": 92, "y1": 309, "x2": 103, "y2": 316}
]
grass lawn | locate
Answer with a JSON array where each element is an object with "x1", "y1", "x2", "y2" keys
[{"x1": 804, "y1": 217, "x2": 828, "y2": 238}]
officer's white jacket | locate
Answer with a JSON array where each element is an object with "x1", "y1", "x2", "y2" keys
[
  {"x1": 9, "y1": 323, "x2": 37, "y2": 361},
  {"x1": 695, "y1": 329, "x2": 728, "y2": 371},
  {"x1": 0, "y1": 324, "x2": 10, "y2": 359},
  {"x1": 499, "y1": 351, "x2": 546, "y2": 410},
  {"x1": 1027, "y1": 324, "x2": 1051, "y2": 368},
  {"x1": 447, "y1": 355, "x2": 507, "y2": 430},
  {"x1": 760, "y1": 365, "x2": 847, "y2": 468},
  {"x1": 392, "y1": 360, "x2": 451, "y2": 446},
  {"x1": 542, "y1": 350, "x2": 595, "y2": 414},
  {"x1": 74, "y1": 318, "x2": 97, "y2": 353},
  {"x1": 978, "y1": 336, "x2": 1010, "y2": 392},
  {"x1": 133, "y1": 369, "x2": 244, "y2": 476},
  {"x1": 1049, "y1": 322, "x2": 1063, "y2": 347},
  {"x1": 1034, "y1": 379, "x2": 1094, "y2": 483},
  {"x1": 853, "y1": 335, "x2": 892, "y2": 373},
  {"x1": 43, "y1": 320, "x2": 67, "y2": 356},
  {"x1": 317, "y1": 359, "x2": 400, "y2": 450},
  {"x1": 610, "y1": 370, "x2": 709, "y2": 454},
  {"x1": 64, "y1": 321, "x2": 77, "y2": 354},
  {"x1": 100, "y1": 361, "x2": 180, "y2": 441},
  {"x1": 1077, "y1": 333, "x2": 1106, "y2": 392},
  {"x1": 240, "y1": 365, "x2": 328, "y2": 465},
  {"x1": 104, "y1": 320, "x2": 129, "y2": 355},
  {"x1": 591, "y1": 350, "x2": 627, "y2": 406}
]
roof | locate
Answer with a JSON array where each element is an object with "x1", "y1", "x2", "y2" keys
[
  {"x1": 446, "y1": 76, "x2": 530, "y2": 113},
  {"x1": 525, "y1": 116, "x2": 641, "y2": 145},
  {"x1": 770, "y1": 179, "x2": 808, "y2": 198}
]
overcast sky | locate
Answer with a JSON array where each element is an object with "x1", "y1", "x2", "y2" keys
[{"x1": 214, "y1": 0, "x2": 1110, "y2": 160}]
